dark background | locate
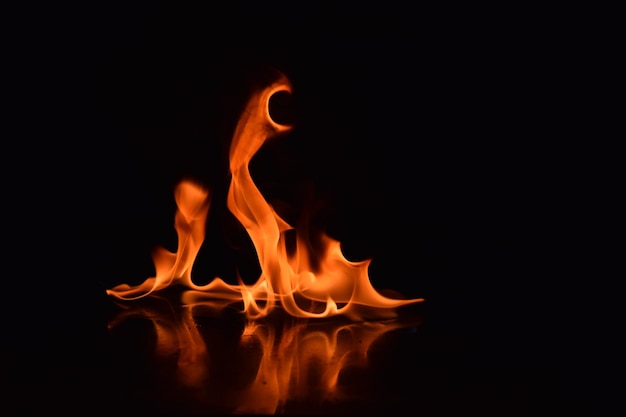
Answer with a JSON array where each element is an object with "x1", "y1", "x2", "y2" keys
[{"x1": 5, "y1": 2, "x2": 617, "y2": 415}]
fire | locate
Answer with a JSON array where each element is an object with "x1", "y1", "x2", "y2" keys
[{"x1": 106, "y1": 70, "x2": 424, "y2": 320}]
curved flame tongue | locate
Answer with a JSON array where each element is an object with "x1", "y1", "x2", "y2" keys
[{"x1": 107, "y1": 71, "x2": 423, "y2": 320}]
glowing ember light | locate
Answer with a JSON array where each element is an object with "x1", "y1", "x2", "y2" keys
[{"x1": 106, "y1": 70, "x2": 424, "y2": 320}]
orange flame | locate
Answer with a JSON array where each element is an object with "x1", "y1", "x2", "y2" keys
[{"x1": 106, "y1": 70, "x2": 423, "y2": 320}]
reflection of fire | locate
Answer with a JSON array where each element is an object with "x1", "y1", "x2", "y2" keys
[
  {"x1": 106, "y1": 70, "x2": 424, "y2": 321},
  {"x1": 108, "y1": 296, "x2": 422, "y2": 415}
]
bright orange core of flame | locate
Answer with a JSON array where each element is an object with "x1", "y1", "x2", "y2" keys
[{"x1": 106, "y1": 71, "x2": 424, "y2": 321}]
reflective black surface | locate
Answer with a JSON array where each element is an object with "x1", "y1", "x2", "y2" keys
[
  {"x1": 105, "y1": 297, "x2": 425, "y2": 416},
  {"x1": 5, "y1": 279, "x2": 590, "y2": 416}
]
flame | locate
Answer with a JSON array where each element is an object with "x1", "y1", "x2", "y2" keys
[{"x1": 107, "y1": 70, "x2": 423, "y2": 320}]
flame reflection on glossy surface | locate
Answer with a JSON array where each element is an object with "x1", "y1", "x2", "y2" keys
[{"x1": 108, "y1": 293, "x2": 422, "y2": 415}]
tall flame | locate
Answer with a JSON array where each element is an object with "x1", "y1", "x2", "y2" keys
[{"x1": 107, "y1": 70, "x2": 423, "y2": 320}]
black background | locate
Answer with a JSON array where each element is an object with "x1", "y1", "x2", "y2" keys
[{"x1": 5, "y1": 2, "x2": 618, "y2": 416}]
